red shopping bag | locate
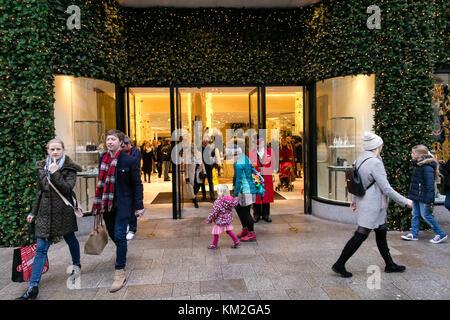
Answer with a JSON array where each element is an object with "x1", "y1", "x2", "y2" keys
[{"x1": 11, "y1": 224, "x2": 49, "y2": 283}]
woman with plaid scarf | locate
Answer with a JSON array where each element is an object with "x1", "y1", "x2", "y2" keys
[{"x1": 93, "y1": 130, "x2": 144, "y2": 293}]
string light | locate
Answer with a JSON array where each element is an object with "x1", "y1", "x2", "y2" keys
[{"x1": 1, "y1": 1, "x2": 446, "y2": 244}]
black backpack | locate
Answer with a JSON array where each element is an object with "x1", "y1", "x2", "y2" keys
[{"x1": 345, "y1": 157, "x2": 376, "y2": 197}]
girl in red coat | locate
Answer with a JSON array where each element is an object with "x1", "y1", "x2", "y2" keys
[{"x1": 248, "y1": 135, "x2": 275, "y2": 223}]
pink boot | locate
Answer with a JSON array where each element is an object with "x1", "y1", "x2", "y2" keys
[
  {"x1": 240, "y1": 231, "x2": 256, "y2": 242},
  {"x1": 237, "y1": 227, "x2": 249, "y2": 239}
]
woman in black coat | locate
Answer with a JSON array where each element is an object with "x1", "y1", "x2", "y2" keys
[
  {"x1": 141, "y1": 141, "x2": 155, "y2": 182},
  {"x1": 17, "y1": 139, "x2": 82, "y2": 300}
]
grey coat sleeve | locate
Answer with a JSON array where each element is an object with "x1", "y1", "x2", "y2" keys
[{"x1": 371, "y1": 160, "x2": 409, "y2": 207}]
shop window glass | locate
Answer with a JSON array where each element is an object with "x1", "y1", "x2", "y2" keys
[
  {"x1": 53, "y1": 75, "x2": 116, "y2": 211},
  {"x1": 432, "y1": 73, "x2": 449, "y2": 203},
  {"x1": 316, "y1": 75, "x2": 375, "y2": 203}
]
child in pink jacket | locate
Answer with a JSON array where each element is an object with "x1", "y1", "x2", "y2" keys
[{"x1": 206, "y1": 184, "x2": 240, "y2": 249}]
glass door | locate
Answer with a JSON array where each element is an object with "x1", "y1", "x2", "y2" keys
[
  {"x1": 125, "y1": 87, "x2": 137, "y2": 143},
  {"x1": 303, "y1": 84, "x2": 314, "y2": 214},
  {"x1": 249, "y1": 87, "x2": 261, "y2": 131},
  {"x1": 170, "y1": 88, "x2": 183, "y2": 219}
]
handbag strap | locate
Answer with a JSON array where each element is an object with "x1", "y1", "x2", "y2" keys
[{"x1": 47, "y1": 177, "x2": 76, "y2": 209}]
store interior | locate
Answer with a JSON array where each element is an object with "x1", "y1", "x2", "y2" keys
[{"x1": 128, "y1": 86, "x2": 305, "y2": 218}]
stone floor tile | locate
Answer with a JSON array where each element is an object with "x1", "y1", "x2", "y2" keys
[
  {"x1": 142, "y1": 248, "x2": 165, "y2": 259},
  {"x1": 348, "y1": 282, "x2": 412, "y2": 300},
  {"x1": 200, "y1": 279, "x2": 247, "y2": 294},
  {"x1": 123, "y1": 283, "x2": 173, "y2": 300},
  {"x1": 221, "y1": 263, "x2": 256, "y2": 280},
  {"x1": 94, "y1": 287, "x2": 127, "y2": 300},
  {"x1": 251, "y1": 263, "x2": 282, "y2": 278},
  {"x1": 127, "y1": 268, "x2": 164, "y2": 286},
  {"x1": 244, "y1": 277, "x2": 274, "y2": 291},
  {"x1": 191, "y1": 293, "x2": 221, "y2": 300},
  {"x1": 393, "y1": 280, "x2": 450, "y2": 300},
  {"x1": 286, "y1": 287, "x2": 330, "y2": 300},
  {"x1": 189, "y1": 265, "x2": 223, "y2": 281},
  {"x1": 257, "y1": 289, "x2": 290, "y2": 300},
  {"x1": 156, "y1": 295, "x2": 191, "y2": 300},
  {"x1": 162, "y1": 267, "x2": 189, "y2": 283},
  {"x1": 323, "y1": 286, "x2": 360, "y2": 300},
  {"x1": 430, "y1": 266, "x2": 450, "y2": 278},
  {"x1": 270, "y1": 274, "x2": 311, "y2": 290},
  {"x1": 399, "y1": 267, "x2": 449, "y2": 282},
  {"x1": 394, "y1": 254, "x2": 430, "y2": 268},
  {"x1": 226, "y1": 254, "x2": 265, "y2": 265},
  {"x1": 46, "y1": 287, "x2": 99, "y2": 300},
  {"x1": 173, "y1": 281, "x2": 201, "y2": 296},
  {"x1": 220, "y1": 291, "x2": 261, "y2": 300}
]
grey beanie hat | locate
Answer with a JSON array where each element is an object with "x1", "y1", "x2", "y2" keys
[{"x1": 362, "y1": 132, "x2": 383, "y2": 150}]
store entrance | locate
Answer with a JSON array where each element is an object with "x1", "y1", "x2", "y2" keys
[
  {"x1": 125, "y1": 86, "x2": 305, "y2": 219},
  {"x1": 125, "y1": 88, "x2": 173, "y2": 218}
]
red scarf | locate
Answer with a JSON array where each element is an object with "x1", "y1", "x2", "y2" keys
[{"x1": 92, "y1": 151, "x2": 120, "y2": 215}]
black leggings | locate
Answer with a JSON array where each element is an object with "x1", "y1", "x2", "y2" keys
[{"x1": 236, "y1": 204, "x2": 254, "y2": 232}]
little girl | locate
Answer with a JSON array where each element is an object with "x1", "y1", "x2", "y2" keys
[
  {"x1": 402, "y1": 145, "x2": 448, "y2": 244},
  {"x1": 206, "y1": 184, "x2": 240, "y2": 249}
]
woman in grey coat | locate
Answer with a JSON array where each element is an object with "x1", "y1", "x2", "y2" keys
[
  {"x1": 17, "y1": 139, "x2": 82, "y2": 300},
  {"x1": 185, "y1": 144, "x2": 205, "y2": 208},
  {"x1": 332, "y1": 132, "x2": 413, "y2": 278}
]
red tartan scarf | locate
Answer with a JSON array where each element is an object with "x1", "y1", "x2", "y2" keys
[{"x1": 92, "y1": 151, "x2": 120, "y2": 216}]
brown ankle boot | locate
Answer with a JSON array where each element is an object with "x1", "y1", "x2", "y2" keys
[{"x1": 110, "y1": 269, "x2": 127, "y2": 293}]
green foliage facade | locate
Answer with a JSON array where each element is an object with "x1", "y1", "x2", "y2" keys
[{"x1": 0, "y1": 0, "x2": 448, "y2": 246}]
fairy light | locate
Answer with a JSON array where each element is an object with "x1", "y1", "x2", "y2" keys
[{"x1": 1, "y1": 1, "x2": 446, "y2": 244}]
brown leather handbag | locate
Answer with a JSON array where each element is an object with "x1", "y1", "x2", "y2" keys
[{"x1": 84, "y1": 214, "x2": 108, "y2": 255}]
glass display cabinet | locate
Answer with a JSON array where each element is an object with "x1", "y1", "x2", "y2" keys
[
  {"x1": 74, "y1": 121, "x2": 103, "y2": 213},
  {"x1": 327, "y1": 117, "x2": 356, "y2": 201}
]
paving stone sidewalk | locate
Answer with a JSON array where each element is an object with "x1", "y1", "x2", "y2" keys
[{"x1": 0, "y1": 214, "x2": 449, "y2": 300}]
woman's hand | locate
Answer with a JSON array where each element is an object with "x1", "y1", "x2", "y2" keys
[
  {"x1": 48, "y1": 157, "x2": 59, "y2": 174},
  {"x1": 350, "y1": 202, "x2": 357, "y2": 212},
  {"x1": 27, "y1": 214, "x2": 34, "y2": 223},
  {"x1": 406, "y1": 199, "x2": 413, "y2": 208}
]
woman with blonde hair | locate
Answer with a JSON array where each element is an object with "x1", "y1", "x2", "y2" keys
[
  {"x1": 16, "y1": 138, "x2": 82, "y2": 300},
  {"x1": 332, "y1": 132, "x2": 413, "y2": 278},
  {"x1": 401, "y1": 145, "x2": 447, "y2": 243}
]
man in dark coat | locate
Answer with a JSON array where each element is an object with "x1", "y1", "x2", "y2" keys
[
  {"x1": 161, "y1": 139, "x2": 172, "y2": 181},
  {"x1": 93, "y1": 130, "x2": 144, "y2": 293},
  {"x1": 121, "y1": 135, "x2": 142, "y2": 241}
]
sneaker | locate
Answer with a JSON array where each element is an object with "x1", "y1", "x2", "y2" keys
[
  {"x1": 208, "y1": 244, "x2": 218, "y2": 249},
  {"x1": 231, "y1": 242, "x2": 240, "y2": 249},
  {"x1": 430, "y1": 234, "x2": 448, "y2": 244},
  {"x1": 126, "y1": 231, "x2": 135, "y2": 241},
  {"x1": 401, "y1": 233, "x2": 418, "y2": 241}
]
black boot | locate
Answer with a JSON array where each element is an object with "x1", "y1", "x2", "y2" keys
[
  {"x1": 16, "y1": 286, "x2": 39, "y2": 300},
  {"x1": 375, "y1": 228, "x2": 406, "y2": 273},
  {"x1": 192, "y1": 198, "x2": 199, "y2": 208},
  {"x1": 332, "y1": 231, "x2": 368, "y2": 278}
]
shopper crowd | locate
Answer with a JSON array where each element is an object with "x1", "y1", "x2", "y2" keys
[{"x1": 15, "y1": 129, "x2": 449, "y2": 299}]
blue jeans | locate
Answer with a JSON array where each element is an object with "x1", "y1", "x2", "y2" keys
[
  {"x1": 29, "y1": 233, "x2": 80, "y2": 288},
  {"x1": 411, "y1": 201, "x2": 447, "y2": 238},
  {"x1": 103, "y1": 209, "x2": 129, "y2": 270}
]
